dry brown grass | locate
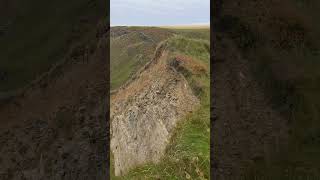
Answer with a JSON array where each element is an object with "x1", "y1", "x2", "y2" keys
[{"x1": 174, "y1": 54, "x2": 208, "y2": 75}]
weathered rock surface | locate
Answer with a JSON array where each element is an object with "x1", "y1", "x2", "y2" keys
[{"x1": 111, "y1": 45, "x2": 200, "y2": 176}]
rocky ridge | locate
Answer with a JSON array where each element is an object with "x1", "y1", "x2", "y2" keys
[{"x1": 110, "y1": 42, "x2": 200, "y2": 176}]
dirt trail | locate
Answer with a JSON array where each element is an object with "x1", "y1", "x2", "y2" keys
[
  {"x1": 0, "y1": 25, "x2": 109, "y2": 179},
  {"x1": 212, "y1": 34, "x2": 289, "y2": 179}
]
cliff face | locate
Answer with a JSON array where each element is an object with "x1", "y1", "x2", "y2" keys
[
  {"x1": 0, "y1": 24, "x2": 109, "y2": 180},
  {"x1": 110, "y1": 43, "x2": 200, "y2": 176}
]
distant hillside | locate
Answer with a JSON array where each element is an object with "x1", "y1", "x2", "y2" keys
[
  {"x1": 110, "y1": 27, "x2": 174, "y2": 90},
  {"x1": 110, "y1": 26, "x2": 209, "y2": 90}
]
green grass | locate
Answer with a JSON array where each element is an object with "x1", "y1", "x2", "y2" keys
[
  {"x1": 0, "y1": 0, "x2": 105, "y2": 92},
  {"x1": 110, "y1": 32, "x2": 210, "y2": 179},
  {"x1": 170, "y1": 28, "x2": 210, "y2": 41},
  {"x1": 167, "y1": 36, "x2": 210, "y2": 63},
  {"x1": 116, "y1": 104, "x2": 210, "y2": 180},
  {"x1": 110, "y1": 27, "x2": 174, "y2": 90},
  {"x1": 111, "y1": 99, "x2": 210, "y2": 180},
  {"x1": 110, "y1": 31, "x2": 156, "y2": 89},
  {"x1": 110, "y1": 27, "x2": 209, "y2": 91}
]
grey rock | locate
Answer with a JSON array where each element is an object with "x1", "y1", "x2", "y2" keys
[{"x1": 111, "y1": 50, "x2": 199, "y2": 176}]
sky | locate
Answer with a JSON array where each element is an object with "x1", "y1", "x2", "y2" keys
[{"x1": 111, "y1": 0, "x2": 210, "y2": 26}]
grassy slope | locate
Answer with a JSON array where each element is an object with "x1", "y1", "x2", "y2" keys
[
  {"x1": 110, "y1": 30, "x2": 157, "y2": 90},
  {"x1": 110, "y1": 27, "x2": 174, "y2": 90},
  {"x1": 0, "y1": 0, "x2": 105, "y2": 92},
  {"x1": 110, "y1": 29, "x2": 210, "y2": 179},
  {"x1": 110, "y1": 27, "x2": 210, "y2": 90},
  {"x1": 224, "y1": 0, "x2": 320, "y2": 178},
  {"x1": 169, "y1": 28, "x2": 210, "y2": 41}
]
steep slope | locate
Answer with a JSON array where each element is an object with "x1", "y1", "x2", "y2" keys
[
  {"x1": 111, "y1": 42, "x2": 200, "y2": 176},
  {"x1": 110, "y1": 29, "x2": 210, "y2": 179},
  {"x1": 110, "y1": 27, "x2": 174, "y2": 90}
]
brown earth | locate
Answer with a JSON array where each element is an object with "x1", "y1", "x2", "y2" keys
[{"x1": 110, "y1": 42, "x2": 200, "y2": 176}]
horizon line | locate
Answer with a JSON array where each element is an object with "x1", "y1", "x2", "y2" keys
[{"x1": 110, "y1": 22, "x2": 210, "y2": 27}]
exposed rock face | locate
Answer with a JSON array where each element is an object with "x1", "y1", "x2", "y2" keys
[{"x1": 111, "y1": 47, "x2": 199, "y2": 176}]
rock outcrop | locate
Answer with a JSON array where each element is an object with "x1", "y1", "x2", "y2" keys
[{"x1": 111, "y1": 43, "x2": 200, "y2": 176}]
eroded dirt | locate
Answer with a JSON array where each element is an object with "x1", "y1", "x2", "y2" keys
[{"x1": 110, "y1": 44, "x2": 200, "y2": 176}]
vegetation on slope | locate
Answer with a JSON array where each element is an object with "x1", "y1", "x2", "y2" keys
[
  {"x1": 110, "y1": 27, "x2": 174, "y2": 90},
  {"x1": 110, "y1": 27, "x2": 210, "y2": 91},
  {"x1": 170, "y1": 28, "x2": 210, "y2": 41},
  {"x1": 111, "y1": 29, "x2": 210, "y2": 179}
]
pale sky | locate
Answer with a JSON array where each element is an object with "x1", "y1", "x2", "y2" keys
[{"x1": 111, "y1": 0, "x2": 210, "y2": 26}]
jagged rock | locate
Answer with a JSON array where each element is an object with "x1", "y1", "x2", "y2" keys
[{"x1": 111, "y1": 49, "x2": 199, "y2": 176}]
